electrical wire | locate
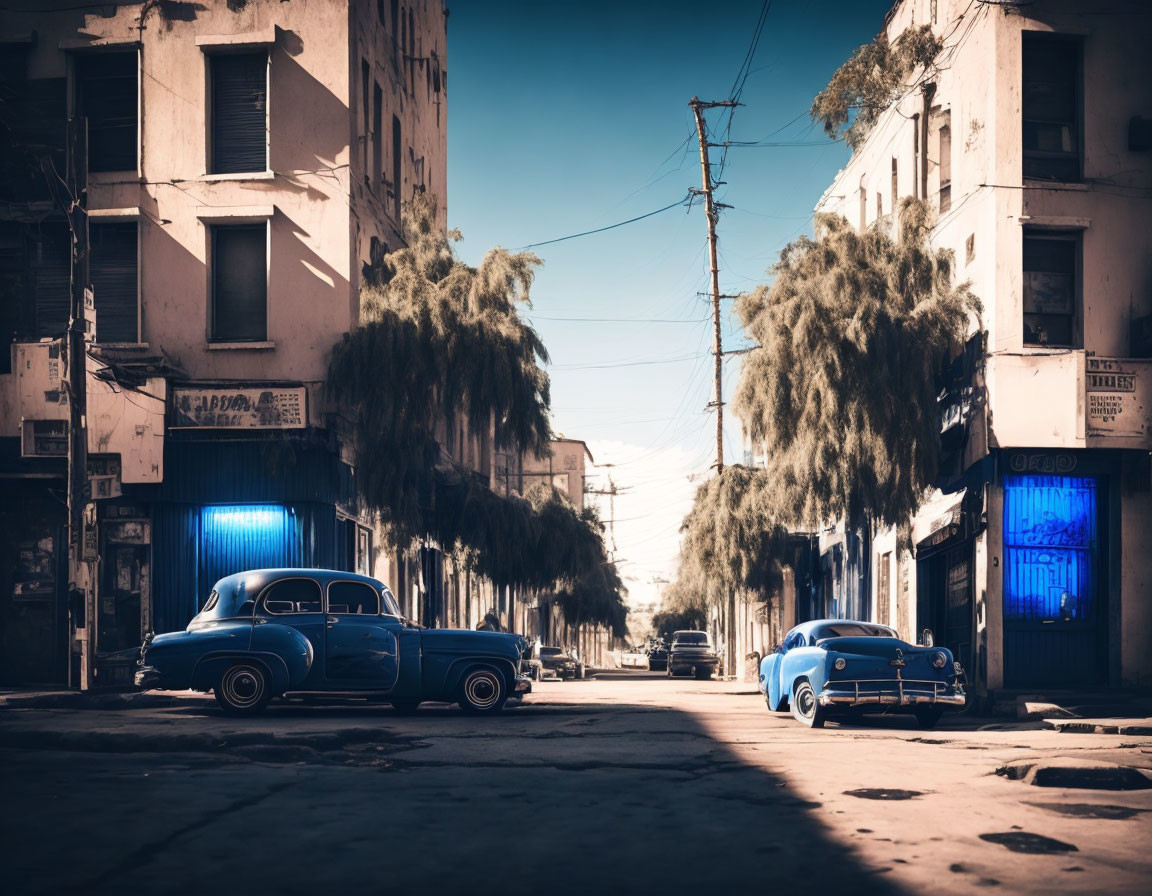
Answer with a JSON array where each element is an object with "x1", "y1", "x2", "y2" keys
[{"x1": 513, "y1": 191, "x2": 695, "y2": 251}]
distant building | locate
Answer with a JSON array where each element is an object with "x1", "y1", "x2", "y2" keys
[
  {"x1": 0, "y1": 0, "x2": 448, "y2": 686},
  {"x1": 805, "y1": 0, "x2": 1152, "y2": 698}
]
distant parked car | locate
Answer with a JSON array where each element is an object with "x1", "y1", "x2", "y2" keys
[
  {"x1": 539, "y1": 646, "x2": 580, "y2": 680},
  {"x1": 136, "y1": 568, "x2": 530, "y2": 715},
  {"x1": 758, "y1": 619, "x2": 966, "y2": 729},
  {"x1": 647, "y1": 641, "x2": 668, "y2": 672},
  {"x1": 620, "y1": 648, "x2": 648, "y2": 669},
  {"x1": 666, "y1": 630, "x2": 719, "y2": 679}
]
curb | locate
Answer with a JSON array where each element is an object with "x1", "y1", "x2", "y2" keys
[{"x1": 1043, "y1": 718, "x2": 1152, "y2": 736}]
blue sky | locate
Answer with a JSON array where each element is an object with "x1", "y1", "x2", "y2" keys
[{"x1": 446, "y1": 0, "x2": 893, "y2": 611}]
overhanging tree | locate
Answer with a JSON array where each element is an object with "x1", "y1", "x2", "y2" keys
[
  {"x1": 733, "y1": 198, "x2": 980, "y2": 533},
  {"x1": 327, "y1": 194, "x2": 625, "y2": 630},
  {"x1": 811, "y1": 25, "x2": 941, "y2": 150}
]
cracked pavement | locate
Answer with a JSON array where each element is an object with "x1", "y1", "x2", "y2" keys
[{"x1": 2, "y1": 674, "x2": 1150, "y2": 895}]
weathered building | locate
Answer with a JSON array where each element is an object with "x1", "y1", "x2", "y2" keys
[
  {"x1": 809, "y1": 0, "x2": 1152, "y2": 700},
  {"x1": 0, "y1": 0, "x2": 448, "y2": 687}
]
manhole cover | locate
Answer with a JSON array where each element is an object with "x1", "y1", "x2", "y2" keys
[
  {"x1": 843, "y1": 788, "x2": 923, "y2": 800},
  {"x1": 980, "y1": 832, "x2": 1078, "y2": 854}
]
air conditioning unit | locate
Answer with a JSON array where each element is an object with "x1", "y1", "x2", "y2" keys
[{"x1": 21, "y1": 419, "x2": 68, "y2": 457}]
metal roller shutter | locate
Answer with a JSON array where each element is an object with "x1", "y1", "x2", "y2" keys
[
  {"x1": 90, "y1": 221, "x2": 138, "y2": 343},
  {"x1": 210, "y1": 53, "x2": 267, "y2": 174}
]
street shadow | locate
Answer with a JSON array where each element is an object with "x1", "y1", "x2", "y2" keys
[{"x1": 3, "y1": 697, "x2": 909, "y2": 895}]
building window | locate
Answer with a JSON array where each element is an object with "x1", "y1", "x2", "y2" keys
[
  {"x1": 361, "y1": 60, "x2": 370, "y2": 183},
  {"x1": 858, "y1": 182, "x2": 867, "y2": 229},
  {"x1": 210, "y1": 224, "x2": 266, "y2": 341},
  {"x1": 391, "y1": 0, "x2": 400, "y2": 67},
  {"x1": 1023, "y1": 231, "x2": 1079, "y2": 348},
  {"x1": 1022, "y1": 34, "x2": 1081, "y2": 182},
  {"x1": 890, "y1": 157, "x2": 898, "y2": 206},
  {"x1": 877, "y1": 552, "x2": 892, "y2": 627},
  {"x1": 373, "y1": 82, "x2": 383, "y2": 191},
  {"x1": 75, "y1": 52, "x2": 138, "y2": 172},
  {"x1": 90, "y1": 221, "x2": 138, "y2": 343},
  {"x1": 875, "y1": 192, "x2": 882, "y2": 220},
  {"x1": 938, "y1": 110, "x2": 951, "y2": 212},
  {"x1": 392, "y1": 115, "x2": 402, "y2": 223},
  {"x1": 209, "y1": 52, "x2": 267, "y2": 175}
]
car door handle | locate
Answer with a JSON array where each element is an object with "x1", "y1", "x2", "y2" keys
[{"x1": 326, "y1": 616, "x2": 339, "y2": 627}]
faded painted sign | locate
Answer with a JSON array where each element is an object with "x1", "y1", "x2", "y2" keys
[
  {"x1": 1086, "y1": 357, "x2": 1150, "y2": 442},
  {"x1": 171, "y1": 386, "x2": 307, "y2": 430}
]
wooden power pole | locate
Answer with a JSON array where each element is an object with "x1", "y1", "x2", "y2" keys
[
  {"x1": 689, "y1": 97, "x2": 736, "y2": 472},
  {"x1": 65, "y1": 116, "x2": 92, "y2": 688},
  {"x1": 690, "y1": 97, "x2": 738, "y2": 677}
]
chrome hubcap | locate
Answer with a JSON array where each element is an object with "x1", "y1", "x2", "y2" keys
[
  {"x1": 222, "y1": 666, "x2": 263, "y2": 707},
  {"x1": 465, "y1": 671, "x2": 501, "y2": 709}
]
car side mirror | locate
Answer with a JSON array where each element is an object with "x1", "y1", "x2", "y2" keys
[{"x1": 920, "y1": 628, "x2": 934, "y2": 648}]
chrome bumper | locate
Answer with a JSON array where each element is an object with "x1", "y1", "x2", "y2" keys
[
  {"x1": 134, "y1": 665, "x2": 161, "y2": 689},
  {"x1": 513, "y1": 675, "x2": 532, "y2": 695},
  {"x1": 818, "y1": 678, "x2": 965, "y2": 708}
]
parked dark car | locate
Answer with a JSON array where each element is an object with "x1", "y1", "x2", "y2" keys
[
  {"x1": 539, "y1": 646, "x2": 580, "y2": 680},
  {"x1": 647, "y1": 641, "x2": 668, "y2": 672},
  {"x1": 666, "y1": 630, "x2": 719, "y2": 679},
  {"x1": 136, "y1": 568, "x2": 530, "y2": 715},
  {"x1": 758, "y1": 619, "x2": 966, "y2": 729}
]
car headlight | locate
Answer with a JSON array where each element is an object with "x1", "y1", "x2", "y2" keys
[
  {"x1": 932, "y1": 651, "x2": 948, "y2": 669},
  {"x1": 833, "y1": 657, "x2": 847, "y2": 671}
]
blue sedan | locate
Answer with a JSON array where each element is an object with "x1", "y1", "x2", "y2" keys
[
  {"x1": 136, "y1": 568, "x2": 530, "y2": 715},
  {"x1": 758, "y1": 619, "x2": 966, "y2": 729}
]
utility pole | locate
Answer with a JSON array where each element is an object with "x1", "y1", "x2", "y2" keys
[
  {"x1": 586, "y1": 467, "x2": 621, "y2": 562},
  {"x1": 689, "y1": 97, "x2": 736, "y2": 473},
  {"x1": 65, "y1": 116, "x2": 92, "y2": 689}
]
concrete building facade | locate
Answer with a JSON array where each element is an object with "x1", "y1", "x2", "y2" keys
[
  {"x1": 0, "y1": 0, "x2": 448, "y2": 687},
  {"x1": 806, "y1": 0, "x2": 1152, "y2": 700}
]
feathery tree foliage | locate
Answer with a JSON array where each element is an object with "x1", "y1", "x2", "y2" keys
[
  {"x1": 328, "y1": 194, "x2": 626, "y2": 628},
  {"x1": 677, "y1": 466, "x2": 792, "y2": 603},
  {"x1": 734, "y1": 198, "x2": 980, "y2": 531},
  {"x1": 811, "y1": 25, "x2": 941, "y2": 150}
]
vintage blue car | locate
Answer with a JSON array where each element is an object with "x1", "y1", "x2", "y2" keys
[
  {"x1": 136, "y1": 568, "x2": 530, "y2": 715},
  {"x1": 758, "y1": 619, "x2": 966, "y2": 729}
]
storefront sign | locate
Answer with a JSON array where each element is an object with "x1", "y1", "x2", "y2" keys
[
  {"x1": 171, "y1": 386, "x2": 307, "y2": 430},
  {"x1": 1086, "y1": 358, "x2": 1149, "y2": 441}
]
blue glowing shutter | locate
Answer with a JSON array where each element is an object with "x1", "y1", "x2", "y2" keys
[
  {"x1": 200, "y1": 505, "x2": 302, "y2": 595},
  {"x1": 1003, "y1": 475, "x2": 1098, "y2": 622}
]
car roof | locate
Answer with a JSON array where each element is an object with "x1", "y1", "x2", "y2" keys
[
  {"x1": 214, "y1": 568, "x2": 387, "y2": 593},
  {"x1": 787, "y1": 619, "x2": 897, "y2": 639},
  {"x1": 672, "y1": 629, "x2": 708, "y2": 636},
  {"x1": 198, "y1": 569, "x2": 390, "y2": 621}
]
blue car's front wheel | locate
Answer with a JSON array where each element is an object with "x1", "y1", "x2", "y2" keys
[{"x1": 214, "y1": 662, "x2": 272, "y2": 715}]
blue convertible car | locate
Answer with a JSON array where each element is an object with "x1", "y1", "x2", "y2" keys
[
  {"x1": 758, "y1": 619, "x2": 966, "y2": 729},
  {"x1": 136, "y1": 568, "x2": 530, "y2": 715}
]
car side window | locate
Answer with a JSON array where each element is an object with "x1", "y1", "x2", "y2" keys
[
  {"x1": 261, "y1": 578, "x2": 323, "y2": 615},
  {"x1": 782, "y1": 631, "x2": 803, "y2": 652},
  {"x1": 328, "y1": 581, "x2": 380, "y2": 615}
]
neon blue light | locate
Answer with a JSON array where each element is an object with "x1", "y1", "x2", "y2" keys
[
  {"x1": 1003, "y1": 475, "x2": 1098, "y2": 622},
  {"x1": 200, "y1": 504, "x2": 301, "y2": 588},
  {"x1": 202, "y1": 506, "x2": 287, "y2": 531}
]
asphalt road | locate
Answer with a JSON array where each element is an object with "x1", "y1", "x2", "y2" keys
[{"x1": 2, "y1": 673, "x2": 1150, "y2": 895}]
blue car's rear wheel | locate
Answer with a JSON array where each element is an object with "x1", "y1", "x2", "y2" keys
[
  {"x1": 791, "y1": 679, "x2": 826, "y2": 728},
  {"x1": 214, "y1": 662, "x2": 272, "y2": 715}
]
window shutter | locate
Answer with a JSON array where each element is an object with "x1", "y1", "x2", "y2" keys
[
  {"x1": 33, "y1": 223, "x2": 70, "y2": 338},
  {"x1": 77, "y1": 52, "x2": 138, "y2": 172},
  {"x1": 212, "y1": 225, "x2": 266, "y2": 341},
  {"x1": 91, "y1": 221, "x2": 138, "y2": 343},
  {"x1": 211, "y1": 54, "x2": 267, "y2": 174}
]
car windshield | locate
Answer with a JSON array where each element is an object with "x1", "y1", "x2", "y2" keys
[
  {"x1": 541, "y1": 647, "x2": 564, "y2": 656},
  {"x1": 673, "y1": 632, "x2": 710, "y2": 645},
  {"x1": 817, "y1": 623, "x2": 895, "y2": 639}
]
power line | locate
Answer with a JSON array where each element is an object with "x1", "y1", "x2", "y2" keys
[{"x1": 513, "y1": 191, "x2": 694, "y2": 250}]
